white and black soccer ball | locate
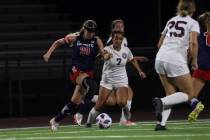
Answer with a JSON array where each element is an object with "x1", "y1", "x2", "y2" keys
[{"x1": 96, "y1": 113, "x2": 112, "y2": 129}]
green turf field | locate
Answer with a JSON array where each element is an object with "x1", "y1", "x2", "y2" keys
[{"x1": 0, "y1": 119, "x2": 209, "y2": 140}]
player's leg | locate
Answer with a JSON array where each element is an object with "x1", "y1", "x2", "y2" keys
[
  {"x1": 86, "y1": 86, "x2": 112, "y2": 127},
  {"x1": 50, "y1": 85, "x2": 83, "y2": 131},
  {"x1": 188, "y1": 77, "x2": 205, "y2": 122},
  {"x1": 153, "y1": 74, "x2": 176, "y2": 131},
  {"x1": 120, "y1": 86, "x2": 136, "y2": 126}
]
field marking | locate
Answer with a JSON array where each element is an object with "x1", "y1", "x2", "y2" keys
[
  {"x1": 1, "y1": 133, "x2": 210, "y2": 140},
  {"x1": 0, "y1": 119, "x2": 209, "y2": 132},
  {"x1": 0, "y1": 125, "x2": 210, "y2": 138}
]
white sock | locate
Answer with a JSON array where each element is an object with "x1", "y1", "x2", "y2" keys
[
  {"x1": 91, "y1": 95, "x2": 98, "y2": 103},
  {"x1": 161, "y1": 92, "x2": 189, "y2": 107},
  {"x1": 120, "y1": 100, "x2": 132, "y2": 122},
  {"x1": 86, "y1": 107, "x2": 99, "y2": 124},
  {"x1": 161, "y1": 108, "x2": 171, "y2": 126},
  {"x1": 127, "y1": 100, "x2": 132, "y2": 111}
]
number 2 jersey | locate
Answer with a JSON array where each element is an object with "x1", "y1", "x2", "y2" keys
[
  {"x1": 156, "y1": 15, "x2": 200, "y2": 65},
  {"x1": 101, "y1": 44, "x2": 133, "y2": 86}
]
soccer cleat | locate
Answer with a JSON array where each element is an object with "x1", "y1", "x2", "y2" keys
[
  {"x1": 49, "y1": 118, "x2": 59, "y2": 132},
  {"x1": 85, "y1": 123, "x2": 92, "y2": 128},
  {"x1": 152, "y1": 97, "x2": 163, "y2": 122},
  {"x1": 154, "y1": 124, "x2": 167, "y2": 131},
  {"x1": 188, "y1": 102, "x2": 204, "y2": 123},
  {"x1": 74, "y1": 113, "x2": 83, "y2": 126},
  {"x1": 119, "y1": 120, "x2": 137, "y2": 126}
]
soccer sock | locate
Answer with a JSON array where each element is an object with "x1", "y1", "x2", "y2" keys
[
  {"x1": 91, "y1": 95, "x2": 98, "y2": 103},
  {"x1": 189, "y1": 98, "x2": 199, "y2": 109},
  {"x1": 120, "y1": 100, "x2": 132, "y2": 121},
  {"x1": 160, "y1": 108, "x2": 171, "y2": 126},
  {"x1": 161, "y1": 92, "x2": 189, "y2": 107},
  {"x1": 54, "y1": 101, "x2": 78, "y2": 123},
  {"x1": 86, "y1": 107, "x2": 100, "y2": 124}
]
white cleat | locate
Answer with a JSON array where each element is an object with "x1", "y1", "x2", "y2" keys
[
  {"x1": 119, "y1": 120, "x2": 137, "y2": 126},
  {"x1": 49, "y1": 118, "x2": 59, "y2": 132},
  {"x1": 74, "y1": 113, "x2": 83, "y2": 126}
]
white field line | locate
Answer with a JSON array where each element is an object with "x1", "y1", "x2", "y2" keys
[
  {"x1": 0, "y1": 119, "x2": 209, "y2": 132},
  {"x1": 2, "y1": 133, "x2": 210, "y2": 140},
  {"x1": 0, "y1": 125, "x2": 210, "y2": 138}
]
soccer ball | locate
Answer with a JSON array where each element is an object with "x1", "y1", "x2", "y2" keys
[{"x1": 96, "y1": 113, "x2": 112, "y2": 129}]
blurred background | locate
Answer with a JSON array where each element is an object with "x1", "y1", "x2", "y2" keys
[{"x1": 0, "y1": 0, "x2": 209, "y2": 119}]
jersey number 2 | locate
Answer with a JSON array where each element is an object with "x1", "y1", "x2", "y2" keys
[{"x1": 116, "y1": 58, "x2": 121, "y2": 65}]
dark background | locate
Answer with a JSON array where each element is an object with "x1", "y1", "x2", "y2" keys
[{"x1": 0, "y1": 0, "x2": 210, "y2": 118}]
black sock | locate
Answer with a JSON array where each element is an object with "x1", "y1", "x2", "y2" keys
[{"x1": 54, "y1": 101, "x2": 78, "y2": 122}]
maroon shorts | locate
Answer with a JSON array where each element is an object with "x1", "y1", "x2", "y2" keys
[
  {"x1": 69, "y1": 66, "x2": 93, "y2": 82},
  {"x1": 192, "y1": 69, "x2": 210, "y2": 81}
]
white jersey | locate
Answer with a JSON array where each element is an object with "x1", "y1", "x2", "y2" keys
[
  {"x1": 156, "y1": 15, "x2": 200, "y2": 65},
  {"x1": 100, "y1": 44, "x2": 133, "y2": 89}
]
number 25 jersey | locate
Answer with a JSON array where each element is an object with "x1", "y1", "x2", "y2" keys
[{"x1": 156, "y1": 15, "x2": 200, "y2": 65}]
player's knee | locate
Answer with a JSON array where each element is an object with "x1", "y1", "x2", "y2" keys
[
  {"x1": 106, "y1": 96, "x2": 116, "y2": 106},
  {"x1": 82, "y1": 77, "x2": 97, "y2": 100},
  {"x1": 116, "y1": 100, "x2": 127, "y2": 108}
]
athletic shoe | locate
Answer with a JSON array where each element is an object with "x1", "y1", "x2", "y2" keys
[
  {"x1": 49, "y1": 118, "x2": 59, "y2": 132},
  {"x1": 154, "y1": 124, "x2": 167, "y2": 131},
  {"x1": 74, "y1": 113, "x2": 83, "y2": 126},
  {"x1": 188, "y1": 102, "x2": 204, "y2": 122},
  {"x1": 152, "y1": 97, "x2": 163, "y2": 122},
  {"x1": 119, "y1": 120, "x2": 137, "y2": 126}
]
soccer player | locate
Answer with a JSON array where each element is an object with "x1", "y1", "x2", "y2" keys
[
  {"x1": 188, "y1": 12, "x2": 210, "y2": 122},
  {"x1": 43, "y1": 20, "x2": 110, "y2": 131},
  {"x1": 153, "y1": 0, "x2": 199, "y2": 131},
  {"x1": 74, "y1": 19, "x2": 148, "y2": 126},
  {"x1": 86, "y1": 31, "x2": 146, "y2": 128}
]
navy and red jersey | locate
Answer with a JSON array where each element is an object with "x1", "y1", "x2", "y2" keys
[
  {"x1": 197, "y1": 29, "x2": 210, "y2": 70},
  {"x1": 71, "y1": 34, "x2": 99, "y2": 71}
]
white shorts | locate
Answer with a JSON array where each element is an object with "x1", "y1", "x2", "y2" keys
[
  {"x1": 100, "y1": 77, "x2": 128, "y2": 90},
  {"x1": 155, "y1": 60, "x2": 190, "y2": 77}
]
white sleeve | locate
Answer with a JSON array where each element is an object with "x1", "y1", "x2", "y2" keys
[
  {"x1": 189, "y1": 20, "x2": 200, "y2": 34},
  {"x1": 127, "y1": 48, "x2": 134, "y2": 61}
]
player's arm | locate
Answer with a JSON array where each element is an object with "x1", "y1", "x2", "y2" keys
[
  {"x1": 189, "y1": 31, "x2": 199, "y2": 70},
  {"x1": 129, "y1": 58, "x2": 146, "y2": 79},
  {"x1": 157, "y1": 35, "x2": 165, "y2": 49},
  {"x1": 96, "y1": 37, "x2": 112, "y2": 60},
  {"x1": 43, "y1": 33, "x2": 77, "y2": 62},
  {"x1": 133, "y1": 56, "x2": 149, "y2": 62}
]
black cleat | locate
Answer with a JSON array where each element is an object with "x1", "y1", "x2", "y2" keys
[
  {"x1": 154, "y1": 124, "x2": 167, "y2": 131},
  {"x1": 152, "y1": 97, "x2": 163, "y2": 122},
  {"x1": 85, "y1": 123, "x2": 92, "y2": 128}
]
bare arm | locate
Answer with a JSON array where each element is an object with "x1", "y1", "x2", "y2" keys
[
  {"x1": 96, "y1": 37, "x2": 112, "y2": 60},
  {"x1": 133, "y1": 56, "x2": 149, "y2": 62},
  {"x1": 189, "y1": 31, "x2": 199, "y2": 70},
  {"x1": 43, "y1": 34, "x2": 77, "y2": 62},
  {"x1": 129, "y1": 58, "x2": 146, "y2": 79},
  {"x1": 157, "y1": 35, "x2": 165, "y2": 49}
]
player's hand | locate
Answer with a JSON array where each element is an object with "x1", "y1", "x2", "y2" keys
[
  {"x1": 139, "y1": 71, "x2": 146, "y2": 79},
  {"x1": 191, "y1": 61, "x2": 198, "y2": 71},
  {"x1": 103, "y1": 50, "x2": 113, "y2": 60},
  {"x1": 43, "y1": 53, "x2": 51, "y2": 62}
]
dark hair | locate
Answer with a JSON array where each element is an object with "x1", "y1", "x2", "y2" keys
[
  {"x1": 177, "y1": 0, "x2": 195, "y2": 17},
  {"x1": 111, "y1": 30, "x2": 124, "y2": 38},
  {"x1": 82, "y1": 20, "x2": 97, "y2": 32},
  {"x1": 198, "y1": 12, "x2": 210, "y2": 31}
]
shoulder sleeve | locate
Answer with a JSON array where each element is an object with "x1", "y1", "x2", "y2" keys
[
  {"x1": 127, "y1": 48, "x2": 134, "y2": 61},
  {"x1": 189, "y1": 20, "x2": 200, "y2": 34},
  {"x1": 161, "y1": 20, "x2": 170, "y2": 36}
]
